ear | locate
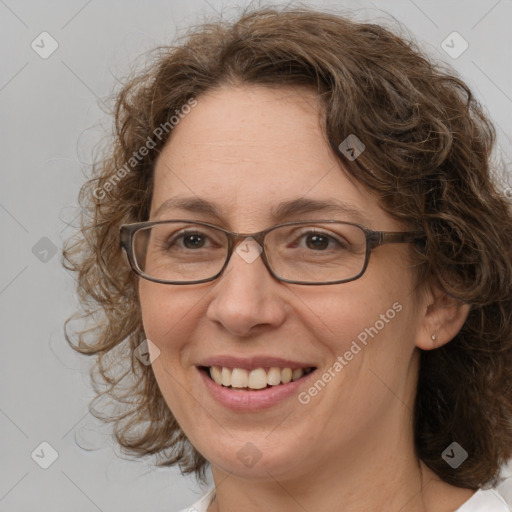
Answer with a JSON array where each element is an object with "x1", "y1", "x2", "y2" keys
[{"x1": 415, "y1": 285, "x2": 471, "y2": 351}]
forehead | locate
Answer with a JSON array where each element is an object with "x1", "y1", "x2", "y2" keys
[
  {"x1": 156, "y1": 85, "x2": 327, "y2": 170},
  {"x1": 151, "y1": 85, "x2": 389, "y2": 230}
]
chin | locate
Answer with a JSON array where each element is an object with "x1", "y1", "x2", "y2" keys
[{"x1": 199, "y1": 435, "x2": 308, "y2": 480}]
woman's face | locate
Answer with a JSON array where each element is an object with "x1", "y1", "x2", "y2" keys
[{"x1": 139, "y1": 84, "x2": 429, "y2": 480}]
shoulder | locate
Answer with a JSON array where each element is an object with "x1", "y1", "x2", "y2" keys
[
  {"x1": 455, "y1": 488, "x2": 511, "y2": 511},
  {"x1": 176, "y1": 487, "x2": 215, "y2": 512},
  {"x1": 175, "y1": 487, "x2": 511, "y2": 512}
]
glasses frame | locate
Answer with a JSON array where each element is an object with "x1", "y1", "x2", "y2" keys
[{"x1": 120, "y1": 219, "x2": 425, "y2": 286}]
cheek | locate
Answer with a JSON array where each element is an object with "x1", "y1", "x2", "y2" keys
[
  {"x1": 138, "y1": 281, "x2": 207, "y2": 379},
  {"x1": 138, "y1": 283, "x2": 195, "y2": 415},
  {"x1": 313, "y1": 267, "x2": 417, "y2": 373},
  {"x1": 138, "y1": 282, "x2": 197, "y2": 343},
  {"x1": 138, "y1": 283, "x2": 197, "y2": 397},
  {"x1": 299, "y1": 274, "x2": 405, "y2": 340},
  {"x1": 139, "y1": 283, "x2": 166, "y2": 340}
]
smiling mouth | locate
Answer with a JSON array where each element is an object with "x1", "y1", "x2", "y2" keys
[{"x1": 199, "y1": 366, "x2": 316, "y2": 390}]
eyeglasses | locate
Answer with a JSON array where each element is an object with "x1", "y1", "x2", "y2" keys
[{"x1": 119, "y1": 219, "x2": 424, "y2": 285}]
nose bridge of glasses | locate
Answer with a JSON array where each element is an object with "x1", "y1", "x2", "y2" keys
[
  {"x1": 230, "y1": 229, "x2": 267, "y2": 247},
  {"x1": 219, "y1": 229, "x2": 272, "y2": 281}
]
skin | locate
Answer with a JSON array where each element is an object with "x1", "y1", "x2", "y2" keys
[{"x1": 139, "y1": 84, "x2": 474, "y2": 512}]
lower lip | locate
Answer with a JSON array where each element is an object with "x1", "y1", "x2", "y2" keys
[{"x1": 198, "y1": 368, "x2": 317, "y2": 411}]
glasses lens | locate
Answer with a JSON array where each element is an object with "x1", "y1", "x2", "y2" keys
[
  {"x1": 265, "y1": 222, "x2": 367, "y2": 283},
  {"x1": 132, "y1": 222, "x2": 228, "y2": 282},
  {"x1": 131, "y1": 221, "x2": 368, "y2": 284}
]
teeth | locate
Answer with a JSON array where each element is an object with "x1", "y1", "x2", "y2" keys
[
  {"x1": 267, "y1": 367, "x2": 281, "y2": 386},
  {"x1": 231, "y1": 368, "x2": 248, "y2": 388},
  {"x1": 248, "y1": 368, "x2": 268, "y2": 389},
  {"x1": 221, "y1": 367, "x2": 232, "y2": 386},
  {"x1": 210, "y1": 366, "x2": 222, "y2": 385},
  {"x1": 292, "y1": 368, "x2": 304, "y2": 381},
  {"x1": 281, "y1": 368, "x2": 292, "y2": 384},
  {"x1": 208, "y1": 366, "x2": 310, "y2": 390}
]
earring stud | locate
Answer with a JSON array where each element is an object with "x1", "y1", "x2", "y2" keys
[{"x1": 431, "y1": 333, "x2": 437, "y2": 341}]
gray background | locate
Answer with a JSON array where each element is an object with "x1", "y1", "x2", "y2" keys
[{"x1": 1, "y1": 0, "x2": 511, "y2": 510}]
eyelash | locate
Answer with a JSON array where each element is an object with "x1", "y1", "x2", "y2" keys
[{"x1": 166, "y1": 228, "x2": 347, "y2": 250}]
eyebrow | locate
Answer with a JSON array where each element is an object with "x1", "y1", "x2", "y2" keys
[{"x1": 153, "y1": 196, "x2": 369, "y2": 225}]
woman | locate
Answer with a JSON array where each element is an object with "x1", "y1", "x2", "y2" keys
[{"x1": 64, "y1": 7, "x2": 512, "y2": 511}]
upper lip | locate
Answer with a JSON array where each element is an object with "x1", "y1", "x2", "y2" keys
[{"x1": 198, "y1": 356, "x2": 316, "y2": 371}]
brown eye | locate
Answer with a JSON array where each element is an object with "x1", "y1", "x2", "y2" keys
[
  {"x1": 304, "y1": 233, "x2": 337, "y2": 251},
  {"x1": 179, "y1": 232, "x2": 207, "y2": 249}
]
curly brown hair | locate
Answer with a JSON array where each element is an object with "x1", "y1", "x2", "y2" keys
[{"x1": 63, "y1": 6, "x2": 512, "y2": 489}]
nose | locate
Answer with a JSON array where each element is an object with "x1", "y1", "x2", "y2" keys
[{"x1": 205, "y1": 237, "x2": 288, "y2": 337}]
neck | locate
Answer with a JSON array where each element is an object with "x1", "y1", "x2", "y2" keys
[
  {"x1": 207, "y1": 453, "x2": 474, "y2": 512},
  {"x1": 205, "y1": 354, "x2": 475, "y2": 512},
  {"x1": 206, "y1": 391, "x2": 474, "y2": 512}
]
